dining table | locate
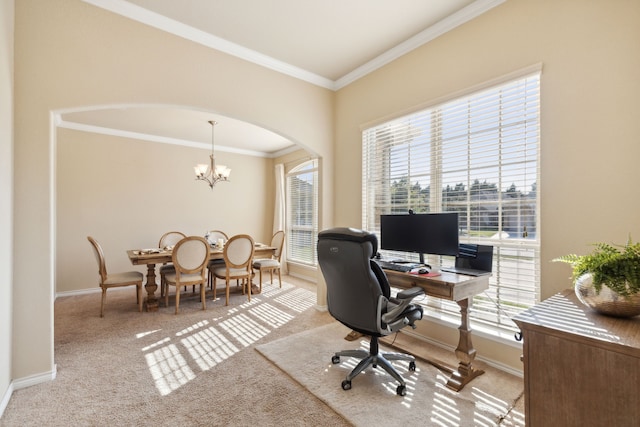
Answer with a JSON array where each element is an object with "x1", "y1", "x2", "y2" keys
[{"x1": 127, "y1": 243, "x2": 276, "y2": 311}]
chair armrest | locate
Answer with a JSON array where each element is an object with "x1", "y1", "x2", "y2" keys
[
  {"x1": 396, "y1": 287, "x2": 424, "y2": 300},
  {"x1": 382, "y1": 287, "x2": 425, "y2": 327}
]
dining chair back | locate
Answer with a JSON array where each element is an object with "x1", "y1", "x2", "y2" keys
[
  {"x1": 87, "y1": 236, "x2": 143, "y2": 317},
  {"x1": 252, "y1": 230, "x2": 285, "y2": 292},
  {"x1": 158, "y1": 231, "x2": 187, "y2": 297},
  {"x1": 206, "y1": 230, "x2": 229, "y2": 288},
  {"x1": 163, "y1": 236, "x2": 210, "y2": 314},
  {"x1": 205, "y1": 229, "x2": 228, "y2": 246},
  {"x1": 212, "y1": 234, "x2": 255, "y2": 305},
  {"x1": 159, "y1": 231, "x2": 186, "y2": 249}
]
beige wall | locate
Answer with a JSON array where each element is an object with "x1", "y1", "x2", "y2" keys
[
  {"x1": 1, "y1": 0, "x2": 14, "y2": 412},
  {"x1": 13, "y1": 0, "x2": 333, "y2": 381},
  {"x1": 56, "y1": 128, "x2": 275, "y2": 293},
  {"x1": 335, "y1": 0, "x2": 640, "y2": 371}
]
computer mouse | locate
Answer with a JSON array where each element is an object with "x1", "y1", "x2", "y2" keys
[{"x1": 418, "y1": 268, "x2": 429, "y2": 274}]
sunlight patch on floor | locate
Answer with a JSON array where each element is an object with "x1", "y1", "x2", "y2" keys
[
  {"x1": 181, "y1": 325, "x2": 240, "y2": 371},
  {"x1": 273, "y1": 287, "x2": 315, "y2": 312},
  {"x1": 145, "y1": 343, "x2": 196, "y2": 396},
  {"x1": 248, "y1": 302, "x2": 294, "y2": 328},
  {"x1": 219, "y1": 312, "x2": 271, "y2": 347},
  {"x1": 140, "y1": 281, "x2": 316, "y2": 396}
]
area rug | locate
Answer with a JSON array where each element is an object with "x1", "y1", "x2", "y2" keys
[{"x1": 256, "y1": 322, "x2": 523, "y2": 427}]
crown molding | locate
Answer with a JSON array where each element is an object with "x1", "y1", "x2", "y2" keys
[
  {"x1": 334, "y1": 0, "x2": 506, "y2": 89},
  {"x1": 83, "y1": 0, "x2": 504, "y2": 91},
  {"x1": 57, "y1": 119, "x2": 274, "y2": 158},
  {"x1": 82, "y1": 0, "x2": 336, "y2": 90}
]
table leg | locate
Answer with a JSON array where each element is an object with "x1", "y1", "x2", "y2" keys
[
  {"x1": 144, "y1": 263, "x2": 159, "y2": 312},
  {"x1": 446, "y1": 297, "x2": 484, "y2": 391}
]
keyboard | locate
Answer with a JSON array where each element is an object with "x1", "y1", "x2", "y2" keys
[{"x1": 375, "y1": 260, "x2": 415, "y2": 273}]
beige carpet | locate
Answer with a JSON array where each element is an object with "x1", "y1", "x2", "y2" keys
[
  {"x1": 0, "y1": 278, "x2": 352, "y2": 427},
  {"x1": 257, "y1": 322, "x2": 524, "y2": 427}
]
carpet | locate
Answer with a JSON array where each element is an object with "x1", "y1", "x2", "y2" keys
[{"x1": 256, "y1": 322, "x2": 524, "y2": 427}]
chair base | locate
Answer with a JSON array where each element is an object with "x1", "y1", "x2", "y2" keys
[{"x1": 331, "y1": 336, "x2": 416, "y2": 396}]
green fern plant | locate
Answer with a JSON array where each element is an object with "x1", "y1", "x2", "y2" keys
[{"x1": 553, "y1": 236, "x2": 640, "y2": 297}]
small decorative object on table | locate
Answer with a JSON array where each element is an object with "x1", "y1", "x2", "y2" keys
[{"x1": 553, "y1": 235, "x2": 640, "y2": 317}]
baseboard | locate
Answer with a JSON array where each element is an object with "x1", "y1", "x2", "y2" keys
[
  {"x1": 12, "y1": 365, "x2": 57, "y2": 391},
  {"x1": 55, "y1": 286, "x2": 122, "y2": 299},
  {"x1": 0, "y1": 366, "x2": 57, "y2": 419},
  {"x1": 287, "y1": 270, "x2": 316, "y2": 284},
  {"x1": 0, "y1": 381, "x2": 14, "y2": 419}
]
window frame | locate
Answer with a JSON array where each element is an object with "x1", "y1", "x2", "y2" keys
[
  {"x1": 362, "y1": 66, "x2": 541, "y2": 335},
  {"x1": 286, "y1": 159, "x2": 319, "y2": 267}
]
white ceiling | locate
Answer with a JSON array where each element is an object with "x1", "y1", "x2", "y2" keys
[{"x1": 65, "y1": 0, "x2": 503, "y2": 157}]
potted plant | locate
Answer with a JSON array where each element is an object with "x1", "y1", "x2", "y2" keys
[{"x1": 553, "y1": 236, "x2": 640, "y2": 317}]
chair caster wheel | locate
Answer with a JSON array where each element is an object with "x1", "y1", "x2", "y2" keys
[
  {"x1": 331, "y1": 355, "x2": 340, "y2": 364},
  {"x1": 341, "y1": 380, "x2": 352, "y2": 391},
  {"x1": 409, "y1": 361, "x2": 416, "y2": 371},
  {"x1": 396, "y1": 384, "x2": 406, "y2": 396}
]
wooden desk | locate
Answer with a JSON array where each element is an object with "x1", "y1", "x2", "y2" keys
[
  {"x1": 127, "y1": 245, "x2": 275, "y2": 311},
  {"x1": 513, "y1": 290, "x2": 640, "y2": 427},
  {"x1": 383, "y1": 269, "x2": 490, "y2": 391}
]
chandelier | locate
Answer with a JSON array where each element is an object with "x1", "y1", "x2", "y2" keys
[{"x1": 194, "y1": 120, "x2": 231, "y2": 188}]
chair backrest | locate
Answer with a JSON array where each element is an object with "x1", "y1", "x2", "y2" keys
[
  {"x1": 87, "y1": 236, "x2": 107, "y2": 283},
  {"x1": 205, "y1": 230, "x2": 229, "y2": 245},
  {"x1": 317, "y1": 227, "x2": 390, "y2": 336},
  {"x1": 172, "y1": 236, "x2": 210, "y2": 275},
  {"x1": 270, "y1": 230, "x2": 285, "y2": 261},
  {"x1": 223, "y1": 234, "x2": 255, "y2": 270},
  {"x1": 159, "y1": 231, "x2": 186, "y2": 248}
]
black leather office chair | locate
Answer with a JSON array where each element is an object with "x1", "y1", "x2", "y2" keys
[{"x1": 317, "y1": 227, "x2": 425, "y2": 396}]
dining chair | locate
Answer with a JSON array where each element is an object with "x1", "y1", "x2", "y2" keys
[
  {"x1": 87, "y1": 236, "x2": 143, "y2": 317},
  {"x1": 252, "y1": 230, "x2": 285, "y2": 292},
  {"x1": 211, "y1": 234, "x2": 255, "y2": 305},
  {"x1": 158, "y1": 231, "x2": 187, "y2": 298},
  {"x1": 163, "y1": 236, "x2": 210, "y2": 314},
  {"x1": 206, "y1": 230, "x2": 229, "y2": 289}
]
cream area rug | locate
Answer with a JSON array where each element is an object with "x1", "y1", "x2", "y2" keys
[{"x1": 256, "y1": 322, "x2": 524, "y2": 427}]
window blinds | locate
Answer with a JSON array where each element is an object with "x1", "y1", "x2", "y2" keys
[
  {"x1": 362, "y1": 72, "x2": 540, "y2": 333},
  {"x1": 286, "y1": 160, "x2": 319, "y2": 266}
]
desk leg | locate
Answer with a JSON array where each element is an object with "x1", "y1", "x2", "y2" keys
[
  {"x1": 144, "y1": 264, "x2": 159, "y2": 312},
  {"x1": 446, "y1": 297, "x2": 484, "y2": 391}
]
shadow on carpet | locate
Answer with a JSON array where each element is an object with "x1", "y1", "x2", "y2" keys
[{"x1": 256, "y1": 322, "x2": 523, "y2": 427}]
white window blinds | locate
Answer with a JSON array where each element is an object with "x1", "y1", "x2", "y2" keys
[
  {"x1": 362, "y1": 71, "x2": 540, "y2": 333},
  {"x1": 286, "y1": 159, "x2": 319, "y2": 266}
]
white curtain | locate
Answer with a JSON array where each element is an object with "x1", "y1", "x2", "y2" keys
[{"x1": 273, "y1": 163, "x2": 288, "y2": 273}]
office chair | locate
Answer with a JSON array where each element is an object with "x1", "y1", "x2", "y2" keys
[{"x1": 317, "y1": 227, "x2": 425, "y2": 396}]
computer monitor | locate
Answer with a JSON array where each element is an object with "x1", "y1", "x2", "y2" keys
[{"x1": 380, "y1": 212, "x2": 459, "y2": 262}]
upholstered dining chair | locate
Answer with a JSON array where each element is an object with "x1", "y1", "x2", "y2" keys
[
  {"x1": 163, "y1": 236, "x2": 210, "y2": 314},
  {"x1": 206, "y1": 230, "x2": 228, "y2": 289},
  {"x1": 211, "y1": 234, "x2": 255, "y2": 306},
  {"x1": 252, "y1": 230, "x2": 285, "y2": 292},
  {"x1": 158, "y1": 231, "x2": 187, "y2": 298},
  {"x1": 87, "y1": 236, "x2": 143, "y2": 317}
]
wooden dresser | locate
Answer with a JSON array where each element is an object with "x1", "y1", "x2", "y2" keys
[{"x1": 513, "y1": 289, "x2": 640, "y2": 427}]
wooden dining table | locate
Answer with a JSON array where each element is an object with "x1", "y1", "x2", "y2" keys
[{"x1": 127, "y1": 244, "x2": 276, "y2": 311}]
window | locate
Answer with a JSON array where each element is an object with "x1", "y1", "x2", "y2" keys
[
  {"x1": 286, "y1": 159, "x2": 319, "y2": 266},
  {"x1": 362, "y1": 70, "x2": 540, "y2": 334}
]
